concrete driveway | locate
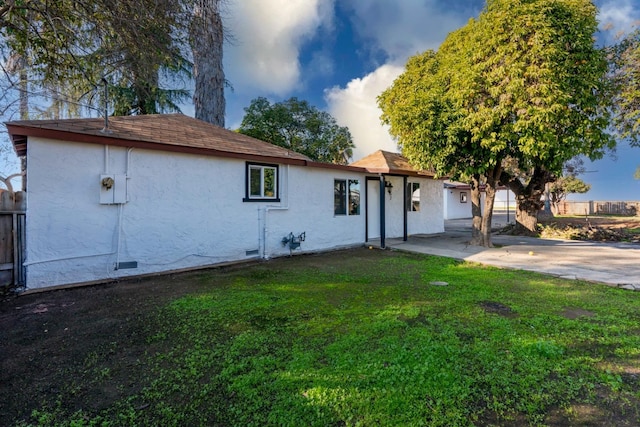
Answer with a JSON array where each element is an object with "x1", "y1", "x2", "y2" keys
[{"x1": 383, "y1": 216, "x2": 640, "y2": 290}]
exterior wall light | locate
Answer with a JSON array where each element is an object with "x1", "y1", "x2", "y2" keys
[{"x1": 385, "y1": 180, "x2": 393, "y2": 195}]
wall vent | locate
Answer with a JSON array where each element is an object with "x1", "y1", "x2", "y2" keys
[
  {"x1": 245, "y1": 249, "x2": 259, "y2": 256},
  {"x1": 116, "y1": 261, "x2": 138, "y2": 270}
]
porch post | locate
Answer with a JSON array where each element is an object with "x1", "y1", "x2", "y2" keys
[
  {"x1": 403, "y1": 176, "x2": 408, "y2": 241},
  {"x1": 380, "y1": 174, "x2": 385, "y2": 249}
]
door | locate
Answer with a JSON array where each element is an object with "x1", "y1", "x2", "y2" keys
[{"x1": 366, "y1": 179, "x2": 381, "y2": 240}]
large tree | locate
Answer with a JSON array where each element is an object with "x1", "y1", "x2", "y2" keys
[
  {"x1": 380, "y1": 0, "x2": 614, "y2": 245},
  {"x1": 481, "y1": 0, "x2": 614, "y2": 233},
  {"x1": 238, "y1": 97, "x2": 355, "y2": 164}
]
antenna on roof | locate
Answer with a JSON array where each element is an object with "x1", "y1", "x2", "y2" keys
[{"x1": 100, "y1": 78, "x2": 112, "y2": 134}]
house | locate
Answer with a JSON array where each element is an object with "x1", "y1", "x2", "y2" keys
[
  {"x1": 6, "y1": 114, "x2": 444, "y2": 291},
  {"x1": 444, "y1": 181, "x2": 515, "y2": 220}
]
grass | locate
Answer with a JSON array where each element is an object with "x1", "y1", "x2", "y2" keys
[{"x1": 15, "y1": 249, "x2": 640, "y2": 426}]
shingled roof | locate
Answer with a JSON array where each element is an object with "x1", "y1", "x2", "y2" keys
[
  {"x1": 350, "y1": 150, "x2": 438, "y2": 178},
  {"x1": 6, "y1": 113, "x2": 311, "y2": 164}
]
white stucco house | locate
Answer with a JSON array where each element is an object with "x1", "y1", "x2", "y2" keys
[
  {"x1": 7, "y1": 114, "x2": 445, "y2": 291},
  {"x1": 444, "y1": 181, "x2": 515, "y2": 220}
]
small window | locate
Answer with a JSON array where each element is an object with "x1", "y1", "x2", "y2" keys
[
  {"x1": 406, "y1": 182, "x2": 420, "y2": 212},
  {"x1": 460, "y1": 192, "x2": 467, "y2": 203},
  {"x1": 245, "y1": 163, "x2": 279, "y2": 201},
  {"x1": 334, "y1": 179, "x2": 360, "y2": 216}
]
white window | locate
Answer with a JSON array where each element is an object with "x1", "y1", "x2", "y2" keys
[
  {"x1": 245, "y1": 163, "x2": 279, "y2": 201},
  {"x1": 334, "y1": 179, "x2": 360, "y2": 215}
]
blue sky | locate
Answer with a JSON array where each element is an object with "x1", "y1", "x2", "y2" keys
[{"x1": 216, "y1": 0, "x2": 640, "y2": 202}]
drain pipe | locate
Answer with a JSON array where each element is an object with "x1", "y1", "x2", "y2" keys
[{"x1": 262, "y1": 165, "x2": 290, "y2": 259}]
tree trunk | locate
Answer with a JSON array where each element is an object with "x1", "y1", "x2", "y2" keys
[
  {"x1": 480, "y1": 176, "x2": 499, "y2": 247},
  {"x1": 512, "y1": 173, "x2": 546, "y2": 235},
  {"x1": 191, "y1": 0, "x2": 225, "y2": 127},
  {"x1": 133, "y1": 70, "x2": 159, "y2": 115},
  {"x1": 501, "y1": 166, "x2": 550, "y2": 235},
  {"x1": 469, "y1": 174, "x2": 484, "y2": 246},
  {"x1": 515, "y1": 196, "x2": 540, "y2": 234}
]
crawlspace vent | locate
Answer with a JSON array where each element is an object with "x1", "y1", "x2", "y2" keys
[{"x1": 116, "y1": 261, "x2": 138, "y2": 270}]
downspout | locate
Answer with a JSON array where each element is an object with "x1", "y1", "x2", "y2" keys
[
  {"x1": 380, "y1": 174, "x2": 386, "y2": 249},
  {"x1": 262, "y1": 164, "x2": 289, "y2": 259}
]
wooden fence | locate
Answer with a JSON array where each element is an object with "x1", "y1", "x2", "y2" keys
[
  {"x1": 1, "y1": 191, "x2": 26, "y2": 290},
  {"x1": 555, "y1": 201, "x2": 640, "y2": 216}
]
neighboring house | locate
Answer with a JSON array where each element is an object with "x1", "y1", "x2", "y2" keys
[
  {"x1": 6, "y1": 114, "x2": 444, "y2": 291},
  {"x1": 444, "y1": 181, "x2": 515, "y2": 220}
]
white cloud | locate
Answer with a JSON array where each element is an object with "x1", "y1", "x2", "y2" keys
[
  {"x1": 343, "y1": 0, "x2": 476, "y2": 62},
  {"x1": 325, "y1": 64, "x2": 403, "y2": 161},
  {"x1": 597, "y1": 0, "x2": 640, "y2": 48},
  {"x1": 598, "y1": 0, "x2": 640, "y2": 37},
  {"x1": 224, "y1": 0, "x2": 334, "y2": 96},
  {"x1": 325, "y1": 1, "x2": 477, "y2": 160}
]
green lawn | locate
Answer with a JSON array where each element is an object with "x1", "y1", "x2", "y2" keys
[{"x1": 19, "y1": 249, "x2": 640, "y2": 426}]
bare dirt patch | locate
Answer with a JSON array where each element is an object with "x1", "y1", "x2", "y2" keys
[
  {"x1": 559, "y1": 307, "x2": 596, "y2": 319},
  {"x1": 479, "y1": 300, "x2": 519, "y2": 318},
  {"x1": 538, "y1": 215, "x2": 640, "y2": 243}
]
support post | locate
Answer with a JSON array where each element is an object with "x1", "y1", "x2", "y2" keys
[
  {"x1": 380, "y1": 175, "x2": 386, "y2": 249},
  {"x1": 403, "y1": 176, "x2": 408, "y2": 241}
]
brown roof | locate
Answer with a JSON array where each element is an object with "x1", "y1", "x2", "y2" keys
[
  {"x1": 6, "y1": 113, "x2": 311, "y2": 164},
  {"x1": 350, "y1": 150, "x2": 437, "y2": 178}
]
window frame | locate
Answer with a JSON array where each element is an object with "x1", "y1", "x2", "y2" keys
[
  {"x1": 334, "y1": 179, "x2": 347, "y2": 215},
  {"x1": 334, "y1": 178, "x2": 361, "y2": 216},
  {"x1": 349, "y1": 179, "x2": 360, "y2": 215},
  {"x1": 244, "y1": 162, "x2": 280, "y2": 202}
]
